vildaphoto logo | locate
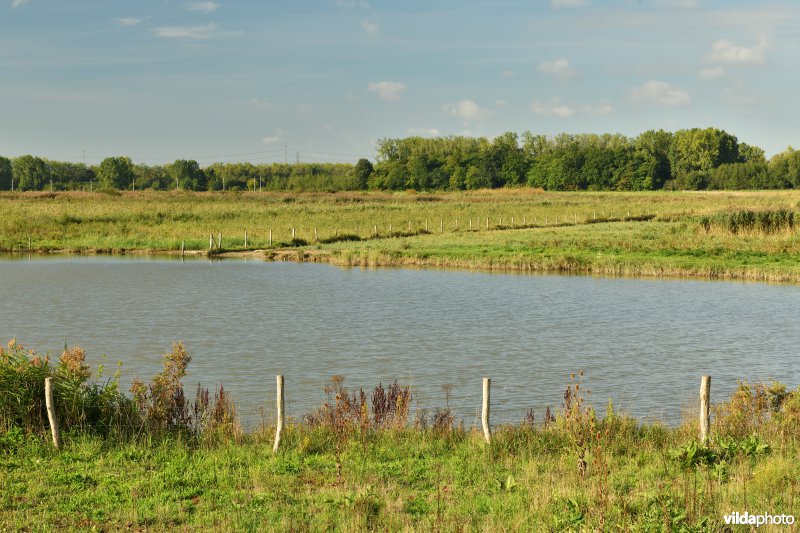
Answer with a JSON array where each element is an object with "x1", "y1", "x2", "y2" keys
[{"x1": 723, "y1": 511, "x2": 795, "y2": 527}]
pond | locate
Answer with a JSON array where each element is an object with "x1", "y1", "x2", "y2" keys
[{"x1": 1, "y1": 256, "x2": 797, "y2": 426}]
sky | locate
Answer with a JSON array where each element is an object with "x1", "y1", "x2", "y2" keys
[{"x1": 1, "y1": 0, "x2": 798, "y2": 165}]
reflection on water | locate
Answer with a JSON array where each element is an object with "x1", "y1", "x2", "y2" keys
[{"x1": 1, "y1": 255, "x2": 798, "y2": 426}]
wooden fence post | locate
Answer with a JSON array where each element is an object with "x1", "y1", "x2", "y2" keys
[
  {"x1": 209, "y1": 233, "x2": 213, "y2": 251},
  {"x1": 180, "y1": 240, "x2": 185, "y2": 257},
  {"x1": 44, "y1": 377, "x2": 61, "y2": 450},
  {"x1": 700, "y1": 375, "x2": 711, "y2": 442},
  {"x1": 269, "y1": 229, "x2": 273, "y2": 247},
  {"x1": 273, "y1": 375, "x2": 285, "y2": 453},
  {"x1": 218, "y1": 232, "x2": 222, "y2": 250},
  {"x1": 482, "y1": 377, "x2": 491, "y2": 444},
  {"x1": 244, "y1": 230, "x2": 248, "y2": 248}
]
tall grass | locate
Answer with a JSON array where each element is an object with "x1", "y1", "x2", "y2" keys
[
  {"x1": 2, "y1": 340, "x2": 800, "y2": 529},
  {"x1": 699, "y1": 208, "x2": 797, "y2": 234}
]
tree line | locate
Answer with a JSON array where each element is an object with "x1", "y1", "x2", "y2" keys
[{"x1": 2, "y1": 128, "x2": 800, "y2": 192}]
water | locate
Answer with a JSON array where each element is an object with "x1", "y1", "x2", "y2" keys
[{"x1": 1, "y1": 255, "x2": 798, "y2": 426}]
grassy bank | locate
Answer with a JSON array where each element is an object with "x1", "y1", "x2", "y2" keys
[
  {"x1": 3, "y1": 189, "x2": 800, "y2": 281},
  {"x1": 2, "y1": 342, "x2": 800, "y2": 530}
]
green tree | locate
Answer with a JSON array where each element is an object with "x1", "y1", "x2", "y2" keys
[
  {"x1": 669, "y1": 128, "x2": 739, "y2": 182},
  {"x1": 0, "y1": 156, "x2": 11, "y2": 190},
  {"x1": 169, "y1": 160, "x2": 206, "y2": 191},
  {"x1": 353, "y1": 158, "x2": 373, "y2": 190},
  {"x1": 13, "y1": 155, "x2": 51, "y2": 191},
  {"x1": 97, "y1": 156, "x2": 135, "y2": 189}
]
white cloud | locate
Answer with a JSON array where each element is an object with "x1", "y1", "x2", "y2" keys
[
  {"x1": 407, "y1": 128, "x2": 441, "y2": 137},
  {"x1": 117, "y1": 17, "x2": 142, "y2": 27},
  {"x1": 631, "y1": 80, "x2": 691, "y2": 106},
  {"x1": 251, "y1": 98, "x2": 272, "y2": 110},
  {"x1": 185, "y1": 1, "x2": 219, "y2": 13},
  {"x1": 538, "y1": 58, "x2": 578, "y2": 81},
  {"x1": 155, "y1": 23, "x2": 240, "y2": 39},
  {"x1": 11, "y1": 0, "x2": 28, "y2": 8},
  {"x1": 495, "y1": 99, "x2": 508, "y2": 108},
  {"x1": 442, "y1": 99, "x2": 494, "y2": 121},
  {"x1": 262, "y1": 136, "x2": 280, "y2": 145},
  {"x1": 530, "y1": 97, "x2": 613, "y2": 117},
  {"x1": 710, "y1": 38, "x2": 765, "y2": 64},
  {"x1": 698, "y1": 66, "x2": 724, "y2": 80},
  {"x1": 550, "y1": 0, "x2": 588, "y2": 7},
  {"x1": 361, "y1": 19, "x2": 379, "y2": 36},
  {"x1": 655, "y1": 0, "x2": 696, "y2": 7},
  {"x1": 333, "y1": 0, "x2": 369, "y2": 8},
  {"x1": 368, "y1": 81, "x2": 406, "y2": 102},
  {"x1": 501, "y1": 70, "x2": 515, "y2": 78},
  {"x1": 530, "y1": 98, "x2": 574, "y2": 117}
]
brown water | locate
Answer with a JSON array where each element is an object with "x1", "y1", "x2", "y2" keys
[{"x1": 1, "y1": 255, "x2": 797, "y2": 426}]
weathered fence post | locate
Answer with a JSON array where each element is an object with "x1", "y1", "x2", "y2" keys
[
  {"x1": 314, "y1": 227, "x2": 318, "y2": 241},
  {"x1": 244, "y1": 230, "x2": 248, "y2": 248},
  {"x1": 269, "y1": 229, "x2": 273, "y2": 247},
  {"x1": 486, "y1": 217, "x2": 489, "y2": 229},
  {"x1": 44, "y1": 377, "x2": 61, "y2": 450},
  {"x1": 700, "y1": 375, "x2": 711, "y2": 442},
  {"x1": 292, "y1": 227, "x2": 296, "y2": 240},
  {"x1": 482, "y1": 377, "x2": 491, "y2": 444},
  {"x1": 218, "y1": 232, "x2": 222, "y2": 250},
  {"x1": 180, "y1": 240, "x2": 185, "y2": 257},
  {"x1": 273, "y1": 375, "x2": 284, "y2": 453},
  {"x1": 425, "y1": 219, "x2": 428, "y2": 231}
]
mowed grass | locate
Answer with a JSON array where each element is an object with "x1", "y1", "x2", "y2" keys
[{"x1": 3, "y1": 189, "x2": 800, "y2": 281}]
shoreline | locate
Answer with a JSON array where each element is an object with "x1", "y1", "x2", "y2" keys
[{"x1": 6, "y1": 245, "x2": 800, "y2": 284}]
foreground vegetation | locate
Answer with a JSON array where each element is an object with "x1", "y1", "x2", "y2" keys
[
  {"x1": 3, "y1": 189, "x2": 800, "y2": 282},
  {"x1": 1, "y1": 341, "x2": 799, "y2": 530}
]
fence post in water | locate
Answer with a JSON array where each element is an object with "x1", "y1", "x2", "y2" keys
[
  {"x1": 273, "y1": 375, "x2": 285, "y2": 453},
  {"x1": 44, "y1": 377, "x2": 61, "y2": 450},
  {"x1": 482, "y1": 378, "x2": 491, "y2": 444},
  {"x1": 700, "y1": 376, "x2": 711, "y2": 442}
]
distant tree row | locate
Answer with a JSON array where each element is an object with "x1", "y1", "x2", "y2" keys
[
  {"x1": 0, "y1": 156, "x2": 359, "y2": 192},
  {"x1": 2, "y1": 128, "x2": 800, "y2": 192},
  {"x1": 372, "y1": 129, "x2": 800, "y2": 191}
]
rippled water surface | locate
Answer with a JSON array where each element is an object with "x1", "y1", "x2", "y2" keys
[{"x1": 1, "y1": 256, "x2": 797, "y2": 425}]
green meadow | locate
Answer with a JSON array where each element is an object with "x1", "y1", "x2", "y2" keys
[{"x1": 3, "y1": 189, "x2": 800, "y2": 281}]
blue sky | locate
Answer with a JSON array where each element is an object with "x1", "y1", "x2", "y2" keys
[{"x1": 1, "y1": 0, "x2": 797, "y2": 164}]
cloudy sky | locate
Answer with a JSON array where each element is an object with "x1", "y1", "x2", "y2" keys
[{"x1": 1, "y1": 0, "x2": 797, "y2": 164}]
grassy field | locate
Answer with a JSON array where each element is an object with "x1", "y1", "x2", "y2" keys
[
  {"x1": 2, "y1": 333, "x2": 799, "y2": 530},
  {"x1": 2, "y1": 384, "x2": 799, "y2": 531},
  {"x1": 3, "y1": 189, "x2": 800, "y2": 281}
]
